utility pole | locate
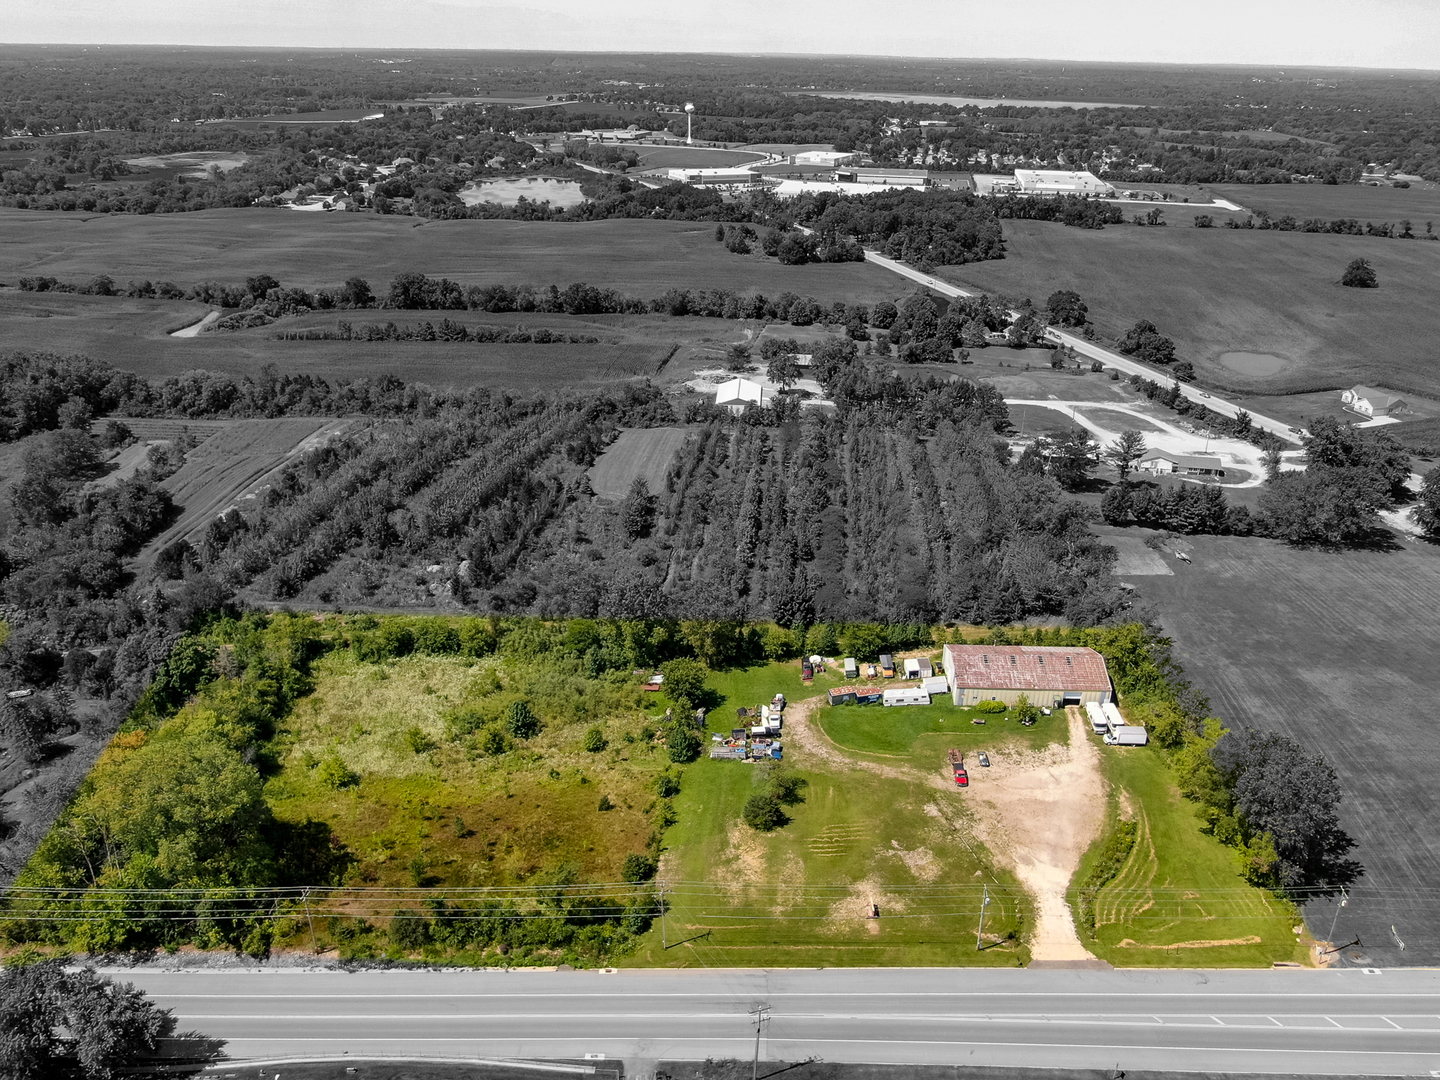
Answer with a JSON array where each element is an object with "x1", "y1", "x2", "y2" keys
[
  {"x1": 660, "y1": 882, "x2": 667, "y2": 949},
  {"x1": 750, "y1": 1003, "x2": 771, "y2": 1080},
  {"x1": 1326, "y1": 886, "x2": 1348, "y2": 946},
  {"x1": 976, "y1": 885, "x2": 990, "y2": 950}
]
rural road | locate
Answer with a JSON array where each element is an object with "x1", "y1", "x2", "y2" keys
[
  {"x1": 861, "y1": 250, "x2": 1303, "y2": 445},
  {"x1": 114, "y1": 966, "x2": 1440, "y2": 1075}
]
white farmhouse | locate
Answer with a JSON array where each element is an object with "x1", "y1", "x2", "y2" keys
[{"x1": 1341, "y1": 385, "x2": 1407, "y2": 418}]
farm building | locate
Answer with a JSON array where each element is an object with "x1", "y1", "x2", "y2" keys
[
  {"x1": 715, "y1": 377, "x2": 771, "y2": 413},
  {"x1": 1136, "y1": 450, "x2": 1226, "y2": 478},
  {"x1": 1341, "y1": 385, "x2": 1407, "y2": 418},
  {"x1": 792, "y1": 150, "x2": 862, "y2": 167},
  {"x1": 941, "y1": 644, "x2": 1112, "y2": 708},
  {"x1": 1012, "y1": 169, "x2": 1114, "y2": 197},
  {"x1": 832, "y1": 166, "x2": 932, "y2": 186},
  {"x1": 666, "y1": 167, "x2": 758, "y2": 187}
]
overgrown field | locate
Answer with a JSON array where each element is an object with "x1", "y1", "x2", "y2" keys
[
  {"x1": 942, "y1": 220, "x2": 1440, "y2": 398},
  {"x1": 0, "y1": 211, "x2": 901, "y2": 302},
  {"x1": 1135, "y1": 534, "x2": 1440, "y2": 965}
]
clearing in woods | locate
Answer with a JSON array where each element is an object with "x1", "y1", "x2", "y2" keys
[
  {"x1": 941, "y1": 220, "x2": 1440, "y2": 398},
  {"x1": 587, "y1": 427, "x2": 692, "y2": 500},
  {"x1": 139, "y1": 418, "x2": 347, "y2": 563},
  {"x1": 1134, "y1": 533, "x2": 1440, "y2": 966}
]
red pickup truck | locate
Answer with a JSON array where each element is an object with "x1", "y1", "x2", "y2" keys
[{"x1": 947, "y1": 748, "x2": 968, "y2": 787}]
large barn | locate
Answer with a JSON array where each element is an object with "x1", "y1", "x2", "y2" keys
[{"x1": 941, "y1": 644, "x2": 1112, "y2": 708}]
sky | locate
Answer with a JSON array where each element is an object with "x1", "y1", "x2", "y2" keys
[{"x1": 6, "y1": 0, "x2": 1440, "y2": 70}]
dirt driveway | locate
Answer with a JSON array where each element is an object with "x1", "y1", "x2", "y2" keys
[{"x1": 788, "y1": 699, "x2": 1108, "y2": 962}]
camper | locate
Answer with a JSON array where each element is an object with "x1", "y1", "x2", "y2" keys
[
  {"x1": 1085, "y1": 701, "x2": 1108, "y2": 736},
  {"x1": 878, "y1": 654, "x2": 895, "y2": 678},
  {"x1": 883, "y1": 687, "x2": 931, "y2": 707},
  {"x1": 843, "y1": 657, "x2": 859, "y2": 679}
]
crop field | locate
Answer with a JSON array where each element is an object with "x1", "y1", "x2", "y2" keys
[
  {"x1": 942, "y1": 220, "x2": 1440, "y2": 398},
  {"x1": 141, "y1": 418, "x2": 347, "y2": 563},
  {"x1": 1211, "y1": 182, "x2": 1440, "y2": 224},
  {"x1": 629, "y1": 147, "x2": 765, "y2": 168},
  {"x1": 587, "y1": 427, "x2": 693, "y2": 500},
  {"x1": 0, "y1": 292, "x2": 678, "y2": 386},
  {"x1": 1135, "y1": 534, "x2": 1440, "y2": 965},
  {"x1": 0, "y1": 210, "x2": 903, "y2": 304}
]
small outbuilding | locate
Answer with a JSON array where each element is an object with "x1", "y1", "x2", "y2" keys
[{"x1": 942, "y1": 644, "x2": 1112, "y2": 709}]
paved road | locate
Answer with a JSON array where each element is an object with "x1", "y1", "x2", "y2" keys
[
  {"x1": 114, "y1": 966, "x2": 1440, "y2": 1075},
  {"x1": 861, "y1": 250, "x2": 1302, "y2": 446}
]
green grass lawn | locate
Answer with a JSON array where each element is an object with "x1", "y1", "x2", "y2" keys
[
  {"x1": 818, "y1": 702, "x2": 1068, "y2": 765},
  {"x1": 628, "y1": 661, "x2": 1033, "y2": 967},
  {"x1": 1069, "y1": 743, "x2": 1309, "y2": 968}
]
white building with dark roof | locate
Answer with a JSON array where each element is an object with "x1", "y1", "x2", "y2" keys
[
  {"x1": 1137, "y1": 450, "x2": 1227, "y2": 478},
  {"x1": 941, "y1": 644, "x2": 1111, "y2": 708}
]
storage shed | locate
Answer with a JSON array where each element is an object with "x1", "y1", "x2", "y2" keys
[{"x1": 942, "y1": 644, "x2": 1111, "y2": 709}]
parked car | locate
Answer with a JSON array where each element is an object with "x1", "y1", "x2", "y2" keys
[{"x1": 977, "y1": 751, "x2": 990, "y2": 767}]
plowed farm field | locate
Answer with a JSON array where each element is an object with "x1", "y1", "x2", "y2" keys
[
  {"x1": 587, "y1": 426, "x2": 692, "y2": 500},
  {"x1": 139, "y1": 418, "x2": 348, "y2": 563},
  {"x1": 1134, "y1": 533, "x2": 1440, "y2": 966}
]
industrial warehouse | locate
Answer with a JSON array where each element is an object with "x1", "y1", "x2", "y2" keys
[{"x1": 941, "y1": 644, "x2": 1113, "y2": 708}]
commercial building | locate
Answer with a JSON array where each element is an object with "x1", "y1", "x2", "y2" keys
[
  {"x1": 715, "y1": 377, "x2": 771, "y2": 413},
  {"x1": 1342, "y1": 385, "x2": 1408, "y2": 418},
  {"x1": 1012, "y1": 169, "x2": 1114, "y2": 197},
  {"x1": 832, "y1": 166, "x2": 932, "y2": 187},
  {"x1": 666, "y1": 167, "x2": 757, "y2": 187},
  {"x1": 1136, "y1": 451, "x2": 1227, "y2": 478},
  {"x1": 941, "y1": 644, "x2": 1111, "y2": 709},
  {"x1": 792, "y1": 150, "x2": 861, "y2": 167}
]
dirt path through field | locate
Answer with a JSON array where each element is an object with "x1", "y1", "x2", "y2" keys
[
  {"x1": 967, "y1": 707, "x2": 1106, "y2": 961},
  {"x1": 787, "y1": 697, "x2": 1106, "y2": 962}
]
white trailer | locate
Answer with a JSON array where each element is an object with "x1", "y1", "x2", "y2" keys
[
  {"x1": 921, "y1": 675, "x2": 950, "y2": 697},
  {"x1": 1112, "y1": 726, "x2": 1148, "y2": 746},
  {"x1": 1085, "y1": 701, "x2": 1108, "y2": 735},
  {"x1": 1103, "y1": 702, "x2": 1126, "y2": 727},
  {"x1": 883, "y1": 687, "x2": 931, "y2": 707}
]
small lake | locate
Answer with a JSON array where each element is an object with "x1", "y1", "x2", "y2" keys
[
  {"x1": 458, "y1": 177, "x2": 588, "y2": 208},
  {"x1": 1219, "y1": 351, "x2": 1288, "y2": 377},
  {"x1": 798, "y1": 91, "x2": 1150, "y2": 110}
]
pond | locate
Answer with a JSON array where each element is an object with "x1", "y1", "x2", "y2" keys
[
  {"x1": 458, "y1": 177, "x2": 588, "y2": 208},
  {"x1": 1218, "y1": 351, "x2": 1288, "y2": 377}
]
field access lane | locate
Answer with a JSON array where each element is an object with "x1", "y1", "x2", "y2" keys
[
  {"x1": 861, "y1": 250, "x2": 1302, "y2": 445},
  {"x1": 112, "y1": 966, "x2": 1440, "y2": 1076}
]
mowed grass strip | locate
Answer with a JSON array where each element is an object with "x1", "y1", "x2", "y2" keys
[
  {"x1": 587, "y1": 427, "x2": 693, "y2": 500},
  {"x1": 0, "y1": 210, "x2": 904, "y2": 303},
  {"x1": 1073, "y1": 744, "x2": 1307, "y2": 968},
  {"x1": 941, "y1": 220, "x2": 1440, "y2": 397}
]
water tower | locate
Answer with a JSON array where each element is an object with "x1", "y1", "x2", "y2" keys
[{"x1": 684, "y1": 102, "x2": 695, "y2": 145}]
